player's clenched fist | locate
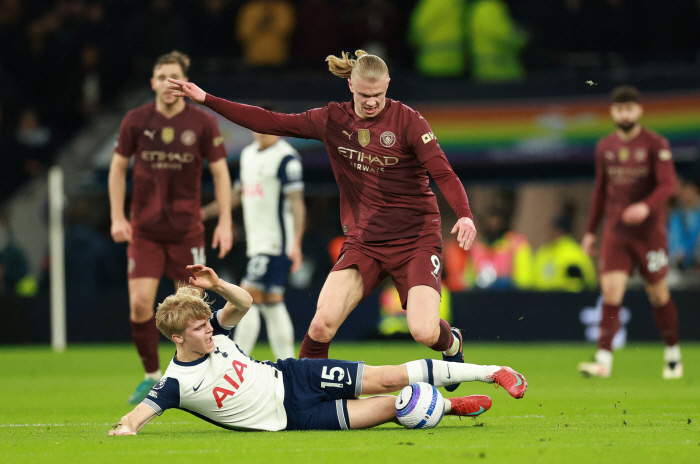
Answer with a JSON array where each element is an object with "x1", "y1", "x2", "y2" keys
[{"x1": 110, "y1": 217, "x2": 132, "y2": 243}]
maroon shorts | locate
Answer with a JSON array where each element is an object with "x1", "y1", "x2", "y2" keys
[
  {"x1": 600, "y1": 227, "x2": 669, "y2": 283},
  {"x1": 331, "y1": 232, "x2": 443, "y2": 309},
  {"x1": 127, "y1": 230, "x2": 205, "y2": 283}
]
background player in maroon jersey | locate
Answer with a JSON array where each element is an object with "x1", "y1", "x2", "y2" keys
[
  {"x1": 578, "y1": 86, "x2": 682, "y2": 379},
  {"x1": 167, "y1": 50, "x2": 479, "y2": 392},
  {"x1": 109, "y1": 51, "x2": 233, "y2": 404}
]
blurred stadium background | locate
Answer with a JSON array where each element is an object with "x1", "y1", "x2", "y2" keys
[{"x1": 1, "y1": 0, "x2": 699, "y2": 346}]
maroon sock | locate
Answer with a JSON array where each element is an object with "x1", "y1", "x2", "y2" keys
[
  {"x1": 429, "y1": 319, "x2": 453, "y2": 352},
  {"x1": 653, "y1": 299, "x2": 679, "y2": 346},
  {"x1": 130, "y1": 317, "x2": 161, "y2": 373},
  {"x1": 299, "y1": 332, "x2": 331, "y2": 359},
  {"x1": 598, "y1": 303, "x2": 621, "y2": 351}
]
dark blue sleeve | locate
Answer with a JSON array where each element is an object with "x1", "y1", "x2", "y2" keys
[
  {"x1": 277, "y1": 154, "x2": 303, "y2": 187},
  {"x1": 142, "y1": 377, "x2": 180, "y2": 415},
  {"x1": 211, "y1": 310, "x2": 234, "y2": 338}
]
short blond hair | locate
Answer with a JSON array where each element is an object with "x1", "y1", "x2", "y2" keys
[
  {"x1": 153, "y1": 50, "x2": 190, "y2": 76},
  {"x1": 326, "y1": 50, "x2": 389, "y2": 81},
  {"x1": 155, "y1": 287, "x2": 212, "y2": 340}
]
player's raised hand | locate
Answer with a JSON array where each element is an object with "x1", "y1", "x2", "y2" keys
[
  {"x1": 167, "y1": 78, "x2": 206, "y2": 104},
  {"x1": 451, "y1": 217, "x2": 477, "y2": 250},
  {"x1": 187, "y1": 264, "x2": 220, "y2": 289},
  {"x1": 621, "y1": 202, "x2": 650, "y2": 225},
  {"x1": 110, "y1": 217, "x2": 132, "y2": 243},
  {"x1": 581, "y1": 232, "x2": 597, "y2": 256},
  {"x1": 212, "y1": 222, "x2": 233, "y2": 259}
]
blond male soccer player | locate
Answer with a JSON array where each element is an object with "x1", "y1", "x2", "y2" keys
[
  {"x1": 578, "y1": 86, "x2": 682, "y2": 379},
  {"x1": 167, "y1": 50, "x2": 476, "y2": 393},
  {"x1": 109, "y1": 264, "x2": 527, "y2": 435},
  {"x1": 109, "y1": 51, "x2": 233, "y2": 404}
]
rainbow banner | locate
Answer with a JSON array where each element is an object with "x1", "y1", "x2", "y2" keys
[
  {"x1": 209, "y1": 91, "x2": 700, "y2": 167},
  {"x1": 414, "y1": 91, "x2": 700, "y2": 165}
]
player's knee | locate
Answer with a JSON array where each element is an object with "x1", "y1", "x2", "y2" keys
[
  {"x1": 411, "y1": 326, "x2": 439, "y2": 347},
  {"x1": 379, "y1": 371, "x2": 404, "y2": 390},
  {"x1": 645, "y1": 282, "x2": 669, "y2": 307},
  {"x1": 648, "y1": 292, "x2": 669, "y2": 308},
  {"x1": 129, "y1": 293, "x2": 154, "y2": 319},
  {"x1": 307, "y1": 316, "x2": 338, "y2": 342}
]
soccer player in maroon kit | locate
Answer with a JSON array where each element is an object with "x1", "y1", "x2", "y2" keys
[
  {"x1": 167, "y1": 50, "x2": 527, "y2": 395},
  {"x1": 109, "y1": 51, "x2": 233, "y2": 404},
  {"x1": 578, "y1": 86, "x2": 683, "y2": 379}
]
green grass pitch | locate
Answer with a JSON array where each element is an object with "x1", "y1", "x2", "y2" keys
[{"x1": 1, "y1": 342, "x2": 697, "y2": 463}]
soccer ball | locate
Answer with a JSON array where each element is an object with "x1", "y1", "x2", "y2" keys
[{"x1": 395, "y1": 382, "x2": 445, "y2": 429}]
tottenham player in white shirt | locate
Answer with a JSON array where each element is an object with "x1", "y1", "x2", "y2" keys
[
  {"x1": 109, "y1": 264, "x2": 529, "y2": 435},
  {"x1": 202, "y1": 126, "x2": 305, "y2": 361}
]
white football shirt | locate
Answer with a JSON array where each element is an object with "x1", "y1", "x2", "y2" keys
[
  {"x1": 142, "y1": 311, "x2": 287, "y2": 431},
  {"x1": 237, "y1": 138, "x2": 303, "y2": 257}
]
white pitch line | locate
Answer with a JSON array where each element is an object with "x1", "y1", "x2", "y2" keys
[{"x1": 0, "y1": 421, "x2": 195, "y2": 428}]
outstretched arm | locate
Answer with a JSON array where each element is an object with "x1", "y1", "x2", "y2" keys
[
  {"x1": 109, "y1": 404, "x2": 157, "y2": 436},
  {"x1": 186, "y1": 264, "x2": 253, "y2": 326},
  {"x1": 167, "y1": 78, "x2": 326, "y2": 140}
]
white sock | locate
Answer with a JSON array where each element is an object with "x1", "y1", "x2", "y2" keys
[
  {"x1": 234, "y1": 304, "x2": 261, "y2": 355},
  {"x1": 405, "y1": 359, "x2": 500, "y2": 387},
  {"x1": 444, "y1": 398, "x2": 453, "y2": 414},
  {"x1": 595, "y1": 349, "x2": 613, "y2": 370},
  {"x1": 443, "y1": 334, "x2": 460, "y2": 356},
  {"x1": 664, "y1": 344, "x2": 681, "y2": 364},
  {"x1": 145, "y1": 370, "x2": 162, "y2": 381},
  {"x1": 260, "y1": 302, "x2": 295, "y2": 360}
]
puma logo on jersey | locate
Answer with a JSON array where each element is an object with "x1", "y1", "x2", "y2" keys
[
  {"x1": 342, "y1": 130, "x2": 353, "y2": 140},
  {"x1": 143, "y1": 129, "x2": 155, "y2": 140}
]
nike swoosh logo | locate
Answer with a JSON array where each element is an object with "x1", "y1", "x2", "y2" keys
[
  {"x1": 467, "y1": 406, "x2": 485, "y2": 416},
  {"x1": 446, "y1": 365, "x2": 451, "y2": 379},
  {"x1": 193, "y1": 380, "x2": 204, "y2": 392},
  {"x1": 511, "y1": 372, "x2": 523, "y2": 387},
  {"x1": 346, "y1": 369, "x2": 352, "y2": 385}
]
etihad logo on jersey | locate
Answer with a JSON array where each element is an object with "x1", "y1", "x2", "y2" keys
[
  {"x1": 607, "y1": 165, "x2": 650, "y2": 184},
  {"x1": 141, "y1": 151, "x2": 195, "y2": 170},
  {"x1": 338, "y1": 147, "x2": 398, "y2": 173}
]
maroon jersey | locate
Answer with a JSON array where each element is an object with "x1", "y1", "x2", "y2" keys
[
  {"x1": 203, "y1": 96, "x2": 472, "y2": 241},
  {"x1": 586, "y1": 127, "x2": 676, "y2": 239},
  {"x1": 115, "y1": 103, "x2": 227, "y2": 242}
]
